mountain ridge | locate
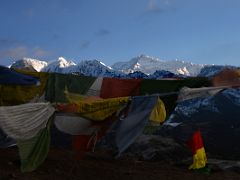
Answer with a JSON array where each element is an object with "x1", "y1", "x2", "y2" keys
[
  {"x1": 9, "y1": 55, "x2": 239, "y2": 78},
  {"x1": 112, "y1": 54, "x2": 204, "y2": 76}
]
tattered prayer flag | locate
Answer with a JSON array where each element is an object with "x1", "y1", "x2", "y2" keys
[{"x1": 187, "y1": 129, "x2": 207, "y2": 170}]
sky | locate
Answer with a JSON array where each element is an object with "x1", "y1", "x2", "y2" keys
[{"x1": 0, "y1": 0, "x2": 240, "y2": 66}]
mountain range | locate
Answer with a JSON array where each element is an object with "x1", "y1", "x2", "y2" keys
[{"x1": 10, "y1": 55, "x2": 239, "y2": 78}]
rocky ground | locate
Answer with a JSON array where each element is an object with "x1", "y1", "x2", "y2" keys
[{"x1": 1, "y1": 147, "x2": 240, "y2": 180}]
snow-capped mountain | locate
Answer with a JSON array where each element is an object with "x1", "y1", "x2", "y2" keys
[
  {"x1": 11, "y1": 57, "x2": 48, "y2": 72},
  {"x1": 198, "y1": 65, "x2": 238, "y2": 77},
  {"x1": 10, "y1": 55, "x2": 238, "y2": 78},
  {"x1": 112, "y1": 55, "x2": 204, "y2": 76},
  {"x1": 65, "y1": 59, "x2": 124, "y2": 77},
  {"x1": 42, "y1": 57, "x2": 76, "y2": 73}
]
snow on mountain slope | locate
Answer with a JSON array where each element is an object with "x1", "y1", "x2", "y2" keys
[
  {"x1": 198, "y1": 65, "x2": 238, "y2": 77},
  {"x1": 42, "y1": 57, "x2": 76, "y2": 73},
  {"x1": 11, "y1": 57, "x2": 48, "y2": 72},
  {"x1": 66, "y1": 59, "x2": 124, "y2": 77},
  {"x1": 112, "y1": 55, "x2": 204, "y2": 76},
  {"x1": 10, "y1": 57, "x2": 123, "y2": 77},
  {"x1": 11, "y1": 55, "x2": 239, "y2": 78},
  {"x1": 67, "y1": 59, "x2": 110, "y2": 76}
]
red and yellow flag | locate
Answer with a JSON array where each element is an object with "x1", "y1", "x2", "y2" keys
[{"x1": 187, "y1": 129, "x2": 207, "y2": 169}]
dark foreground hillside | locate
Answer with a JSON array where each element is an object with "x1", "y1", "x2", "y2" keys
[{"x1": 0, "y1": 147, "x2": 240, "y2": 180}]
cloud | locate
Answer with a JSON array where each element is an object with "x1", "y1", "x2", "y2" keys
[
  {"x1": 80, "y1": 41, "x2": 91, "y2": 49},
  {"x1": 0, "y1": 46, "x2": 51, "y2": 60},
  {"x1": 147, "y1": 0, "x2": 163, "y2": 13},
  {"x1": 146, "y1": 0, "x2": 174, "y2": 14},
  {"x1": 164, "y1": 0, "x2": 171, "y2": 5},
  {"x1": 95, "y1": 29, "x2": 111, "y2": 37}
]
